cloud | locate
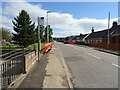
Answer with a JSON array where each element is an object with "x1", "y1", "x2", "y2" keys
[
  {"x1": 1, "y1": 1, "x2": 118, "y2": 37},
  {"x1": 0, "y1": 15, "x2": 13, "y2": 31}
]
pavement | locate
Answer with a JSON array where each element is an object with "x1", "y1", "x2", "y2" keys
[
  {"x1": 94, "y1": 48, "x2": 120, "y2": 56},
  {"x1": 42, "y1": 43, "x2": 71, "y2": 88},
  {"x1": 56, "y1": 42, "x2": 118, "y2": 88},
  {"x1": 18, "y1": 53, "x2": 49, "y2": 88}
]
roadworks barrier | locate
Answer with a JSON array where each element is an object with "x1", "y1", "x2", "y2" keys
[{"x1": 45, "y1": 42, "x2": 53, "y2": 53}]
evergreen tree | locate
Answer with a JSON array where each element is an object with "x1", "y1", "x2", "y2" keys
[
  {"x1": 44, "y1": 27, "x2": 47, "y2": 42},
  {"x1": 44, "y1": 25, "x2": 53, "y2": 42},
  {"x1": 49, "y1": 28, "x2": 53, "y2": 42},
  {"x1": 12, "y1": 10, "x2": 36, "y2": 47},
  {"x1": 35, "y1": 25, "x2": 45, "y2": 43}
]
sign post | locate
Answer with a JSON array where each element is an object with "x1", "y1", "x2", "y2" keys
[
  {"x1": 40, "y1": 17, "x2": 44, "y2": 51},
  {"x1": 37, "y1": 17, "x2": 44, "y2": 61}
]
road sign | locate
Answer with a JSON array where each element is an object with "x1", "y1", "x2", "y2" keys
[{"x1": 40, "y1": 17, "x2": 44, "y2": 25}]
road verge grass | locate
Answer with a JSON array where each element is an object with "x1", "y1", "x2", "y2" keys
[{"x1": 0, "y1": 43, "x2": 46, "y2": 52}]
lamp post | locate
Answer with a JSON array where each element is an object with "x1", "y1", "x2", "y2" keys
[
  {"x1": 37, "y1": 17, "x2": 40, "y2": 61},
  {"x1": 107, "y1": 12, "x2": 110, "y2": 50},
  {"x1": 47, "y1": 11, "x2": 51, "y2": 43},
  {"x1": 118, "y1": 1, "x2": 120, "y2": 24}
]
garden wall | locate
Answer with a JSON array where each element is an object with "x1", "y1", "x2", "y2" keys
[
  {"x1": 25, "y1": 51, "x2": 39, "y2": 72},
  {"x1": 91, "y1": 43, "x2": 120, "y2": 51}
]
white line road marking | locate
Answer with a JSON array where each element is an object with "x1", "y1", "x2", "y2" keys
[
  {"x1": 67, "y1": 45, "x2": 101, "y2": 60},
  {"x1": 112, "y1": 64, "x2": 120, "y2": 68},
  {"x1": 62, "y1": 43, "x2": 119, "y2": 69},
  {"x1": 85, "y1": 52, "x2": 101, "y2": 60}
]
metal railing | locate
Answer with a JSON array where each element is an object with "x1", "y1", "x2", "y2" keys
[
  {"x1": 0, "y1": 54, "x2": 25, "y2": 90},
  {"x1": 0, "y1": 51, "x2": 33, "y2": 89},
  {"x1": 0, "y1": 46, "x2": 37, "y2": 90}
]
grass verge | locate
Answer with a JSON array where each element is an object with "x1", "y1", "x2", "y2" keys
[{"x1": 0, "y1": 43, "x2": 46, "y2": 51}]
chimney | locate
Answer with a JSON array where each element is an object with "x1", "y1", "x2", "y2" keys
[
  {"x1": 80, "y1": 33, "x2": 82, "y2": 36},
  {"x1": 91, "y1": 27, "x2": 94, "y2": 33},
  {"x1": 113, "y1": 22, "x2": 119, "y2": 36},
  {"x1": 113, "y1": 21, "x2": 117, "y2": 27}
]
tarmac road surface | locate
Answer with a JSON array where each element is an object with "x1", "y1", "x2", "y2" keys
[{"x1": 56, "y1": 42, "x2": 119, "y2": 88}]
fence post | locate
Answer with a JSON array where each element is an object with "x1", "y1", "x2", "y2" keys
[
  {"x1": 34, "y1": 45, "x2": 36, "y2": 55},
  {"x1": 29, "y1": 47, "x2": 31, "y2": 50},
  {"x1": 9, "y1": 45, "x2": 11, "y2": 52},
  {"x1": 8, "y1": 61, "x2": 11, "y2": 85},
  {"x1": 23, "y1": 56, "x2": 26, "y2": 74},
  {"x1": 23, "y1": 48, "x2": 26, "y2": 74}
]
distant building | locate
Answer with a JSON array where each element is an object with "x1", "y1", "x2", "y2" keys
[
  {"x1": 74, "y1": 34, "x2": 88, "y2": 44},
  {"x1": 65, "y1": 35, "x2": 76, "y2": 42},
  {"x1": 53, "y1": 37, "x2": 66, "y2": 42}
]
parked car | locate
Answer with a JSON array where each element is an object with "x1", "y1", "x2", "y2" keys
[
  {"x1": 64, "y1": 40, "x2": 76, "y2": 44},
  {"x1": 1, "y1": 41, "x2": 7, "y2": 44}
]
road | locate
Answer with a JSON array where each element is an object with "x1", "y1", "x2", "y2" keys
[{"x1": 56, "y1": 42, "x2": 119, "y2": 88}]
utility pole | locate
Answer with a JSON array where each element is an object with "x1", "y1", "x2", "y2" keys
[
  {"x1": 37, "y1": 17, "x2": 40, "y2": 61},
  {"x1": 47, "y1": 12, "x2": 49, "y2": 43},
  {"x1": 47, "y1": 11, "x2": 51, "y2": 43},
  {"x1": 107, "y1": 12, "x2": 110, "y2": 50},
  {"x1": 118, "y1": 1, "x2": 120, "y2": 24}
]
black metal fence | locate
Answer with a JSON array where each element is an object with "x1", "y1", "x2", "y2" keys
[
  {"x1": 0, "y1": 45, "x2": 37, "y2": 90},
  {"x1": 0, "y1": 55, "x2": 25, "y2": 90},
  {"x1": 0, "y1": 48, "x2": 36, "y2": 90}
]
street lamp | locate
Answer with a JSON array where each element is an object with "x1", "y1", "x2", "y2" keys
[
  {"x1": 107, "y1": 12, "x2": 110, "y2": 50},
  {"x1": 47, "y1": 11, "x2": 51, "y2": 43}
]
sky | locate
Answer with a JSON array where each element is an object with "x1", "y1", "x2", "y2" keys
[
  {"x1": 1, "y1": 0, "x2": 119, "y2": 37},
  {"x1": 118, "y1": 1, "x2": 120, "y2": 23}
]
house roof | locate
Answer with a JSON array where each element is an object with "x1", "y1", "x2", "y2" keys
[
  {"x1": 86, "y1": 23, "x2": 120, "y2": 40},
  {"x1": 118, "y1": 25, "x2": 120, "y2": 34},
  {"x1": 65, "y1": 35, "x2": 76, "y2": 40},
  {"x1": 65, "y1": 34, "x2": 88, "y2": 41},
  {"x1": 65, "y1": 22, "x2": 120, "y2": 41},
  {"x1": 86, "y1": 29, "x2": 108, "y2": 39},
  {"x1": 112, "y1": 25, "x2": 120, "y2": 35},
  {"x1": 75, "y1": 34, "x2": 88, "y2": 40}
]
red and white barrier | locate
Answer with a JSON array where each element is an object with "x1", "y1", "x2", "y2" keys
[{"x1": 45, "y1": 42, "x2": 53, "y2": 52}]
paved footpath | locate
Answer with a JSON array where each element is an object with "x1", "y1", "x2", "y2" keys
[
  {"x1": 18, "y1": 53, "x2": 49, "y2": 88},
  {"x1": 42, "y1": 43, "x2": 70, "y2": 88}
]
